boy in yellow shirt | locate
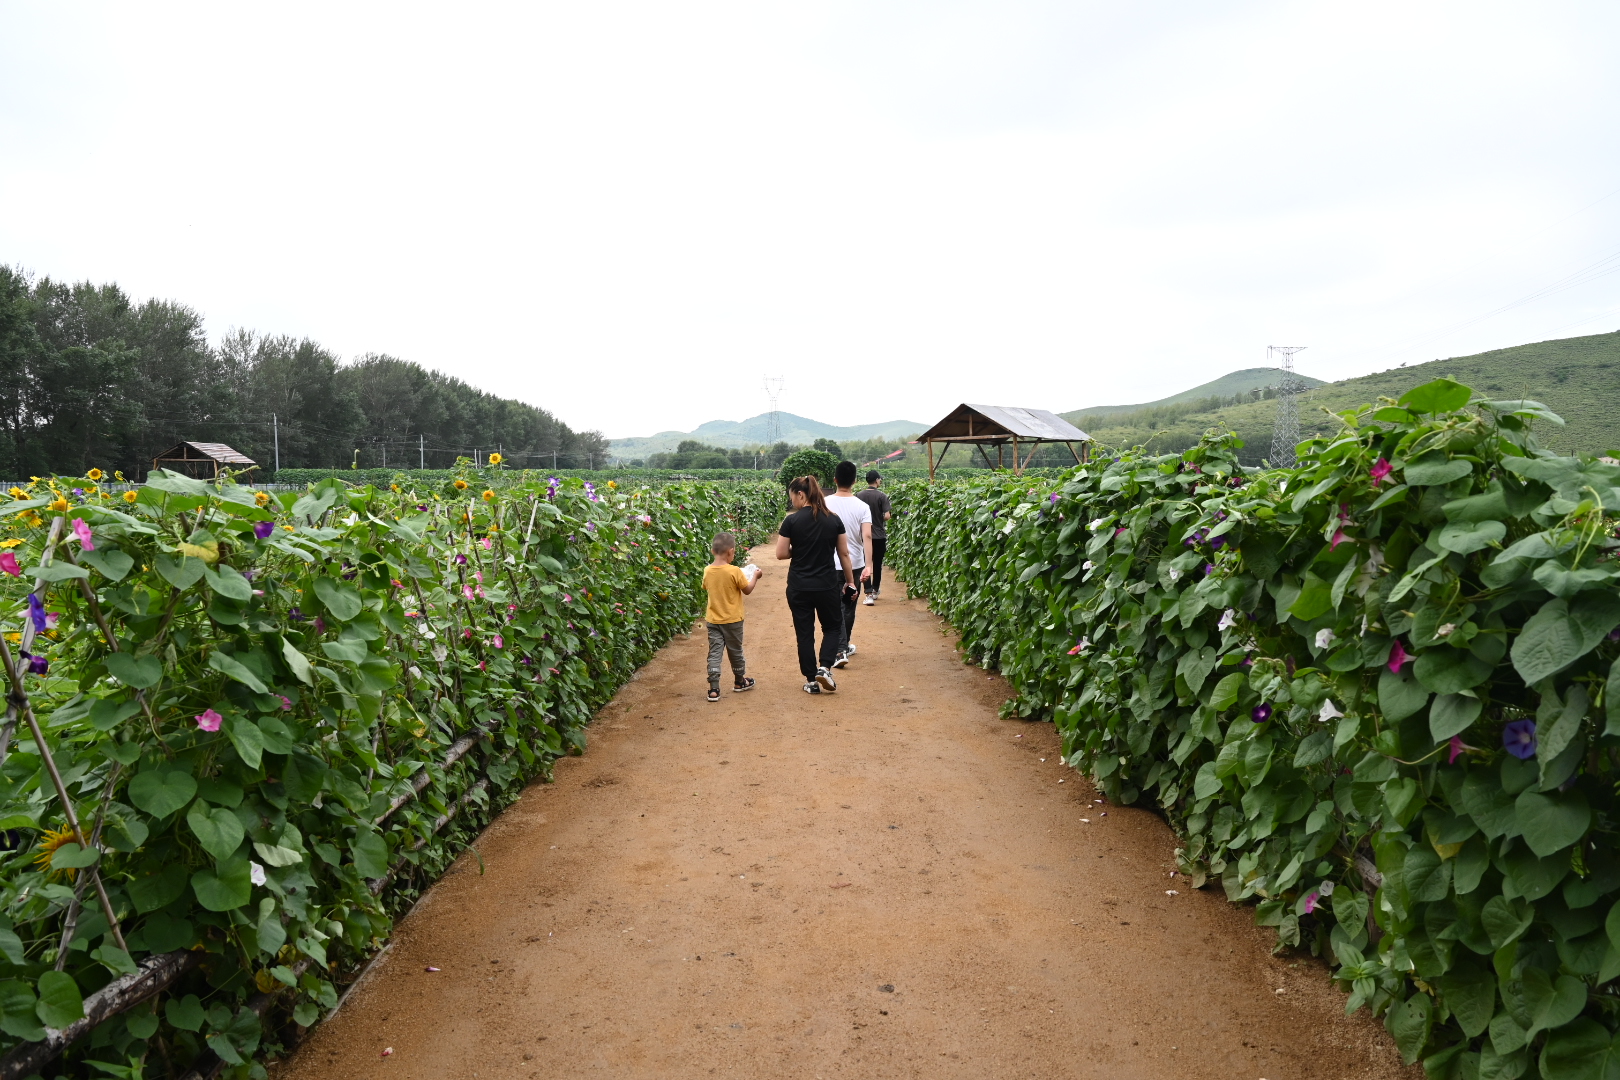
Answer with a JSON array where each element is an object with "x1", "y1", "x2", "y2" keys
[{"x1": 702, "y1": 532, "x2": 760, "y2": 701}]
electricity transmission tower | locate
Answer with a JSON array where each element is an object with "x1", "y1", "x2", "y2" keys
[
  {"x1": 1267, "y1": 346, "x2": 1308, "y2": 468},
  {"x1": 762, "y1": 377, "x2": 786, "y2": 448}
]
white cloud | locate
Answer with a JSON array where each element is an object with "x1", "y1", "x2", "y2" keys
[{"x1": 2, "y1": 1, "x2": 1618, "y2": 438}]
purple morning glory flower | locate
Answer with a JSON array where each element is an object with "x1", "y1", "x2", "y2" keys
[
  {"x1": 455, "y1": 554, "x2": 468, "y2": 565},
  {"x1": 71, "y1": 488, "x2": 84, "y2": 497},
  {"x1": 417, "y1": 503, "x2": 429, "y2": 511},
  {"x1": 1503, "y1": 719, "x2": 1537, "y2": 760},
  {"x1": 20, "y1": 652, "x2": 47, "y2": 675},
  {"x1": 1204, "y1": 563, "x2": 1215, "y2": 576},
  {"x1": 1049, "y1": 493, "x2": 1059, "y2": 503},
  {"x1": 1209, "y1": 535, "x2": 1226, "y2": 551},
  {"x1": 254, "y1": 521, "x2": 275, "y2": 539},
  {"x1": 313, "y1": 616, "x2": 327, "y2": 634},
  {"x1": 288, "y1": 606, "x2": 304, "y2": 621},
  {"x1": 1252, "y1": 704, "x2": 1272, "y2": 722},
  {"x1": 27, "y1": 594, "x2": 47, "y2": 632}
]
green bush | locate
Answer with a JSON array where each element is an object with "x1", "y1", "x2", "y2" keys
[
  {"x1": 775, "y1": 449, "x2": 837, "y2": 491},
  {"x1": 0, "y1": 471, "x2": 779, "y2": 1074},
  {"x1": 891, "y1": 380, "x2": 1620, "y2": 1076}
]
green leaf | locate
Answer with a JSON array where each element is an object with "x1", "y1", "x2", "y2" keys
[
  {"x1": 1399, "y1": 378, "x2": 1473, "y2": 414},
  {"x1": 1513, "y1": 599, "x2": 1593, "y2": 686},
  {"x1": 1211, "y1": 671, "x2": 1245, "y2": 710},
  {"x1": 34, "y1": 970, "x2": 85, "y2": 1029},
  {"x1": 1193, "y1": 761, "x2": 1222, "y2": 799},
  {"x1": 1436, "y1": 961, "x2": 1497, "y2": 1038},
  {"x1": 280, "y1": 637, "x2": 314, "y2": 686},
  {"x1": 1415, "y1": 647, "x2": 1492, "y2": 694},
  {"x1": 222, "y1": 715, "x2": 265, "y2": 769},
  {"x1": 1540, "y1": 685, "x2": 1589, "y2": 773},
  {"x1": 257, "y1": 715, "x2": 295, "y2": 756},
  {"x1": 252, "y1": 841, "x2": 303, "y2": 867},
  {"x1": 1386, "y1": 992, "x2": 1433, "y2": 1066},
  {"x1": 290, "y1": 487, "x2": 339, "y2": 524},
  {"x1": 145, "y1": 469, "x2": 210, "y2": 496},
  {"x1": 1444, "y1": 487, "x2": 1511, "y2": 524},
  {"x1": 293, "y1": 1001, "x2": 319, "y2": 1027},
  {"x1": 127, "y1": 862, "x2": 189, "y2": 912},
  {"x1": 313, "y1": 576, "x2": 362, "y2": 621},
  {"x1": 1438, "y1": 519, "x2": 1507, "y2": 555},
  {"x1": 320, "y1": 638, "x2": 369, "y2": 664},
  {"x1": 209, "y1": 650, "x2": 269, "y2": 694},
  {"x1": 91, "y1": 945, "x2": 138, "y2": 977},
  {"x1": 186, "y1": 802, "x2": 246, "y2": 861},
  {"x1": 78, "y1": 546, "x2": 133, "y2": 581},
  {"x1": 104, "y1": 652, "x2": 163, "y2": 689},
  {"x1": 1288, "y1": 572, "x2": 1334, "y2": 621},
  {"x1": 204, "y1": 564, "x2": 254, "y2": 601},
  {"x1": 1404, "y1": 846, "x2": 1452, "y2": 902},
  {"x1": 88, "y1": 697, "x2": 141, "y2": 731},
  {"x1": 257, "y1": 900, "x2": 287, "y2": 957},
  {"x1": 0, "y1": 928, "x2": 22, "y2": 966},
  {"x1": 24, "y1": 560, "x2": 90, "y2": 582},
  {"x1": 49, "y1": 842, "x2": 100, "y2": 869},
  {"x1": 1404, "y1": 453, "x2": 1473, "y2": 487},
  {"x1": 154, "y1": 552, "x2": 205, "y2": 590},
  {"x1": 1378, "y1": 668, "x2": 1431, "y2": 723},
  {"x1": 191, "y1": 855, "x2": 253, "y2": 911},
  {"x1": 1483, "y1": 895, "x2": 1534, "y2": 949},
  {"x1": 1430, "y1": 693, "x2": 1483, "y2": 742},
  {"x1": 127, "y1": 768, "x2": 197, "y2": 818},
  {"x1": 1516, "y1": 790, "x2": 1591, "y2": 858},
  {"x1": 165, "y1": 994, "x2": 205, "y2": 1031},
  {"x1": 0, "y1": 980, "x2": 43, "y2": 1041},
  {"x1": 1539, "y1": 1018, "x2": 1620, "y2": 1080},
  {"x1": 351, "y1": 830, "x2": 388, "y2": 879},
  {"x1": 1520, "y1": 968, "x2": 1587, "y2": 1039}
]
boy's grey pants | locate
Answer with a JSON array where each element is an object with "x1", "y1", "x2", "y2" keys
[{"x1": 706, "y1": 621, "x2": 746, "y2": 684}]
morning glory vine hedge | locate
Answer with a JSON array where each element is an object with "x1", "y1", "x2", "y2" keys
[
  {"x1": 0, "y1": 467, "x2": 781, "y2": 1078},
  {"x1": 890, "y1": 379, "x2": 1620, "y2": 1079}
]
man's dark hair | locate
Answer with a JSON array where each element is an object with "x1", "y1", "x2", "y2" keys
[
  {"x1": 866, "y1": 470, "x2": 881, "y2": 485},
  {"x1": 835, "y1": 460, "x2": 857, "y2": 488}
]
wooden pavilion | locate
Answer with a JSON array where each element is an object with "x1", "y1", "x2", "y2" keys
[
  {"x1": 150, "y1": 442, "x2": 258, "y2": 480},
  {"x1": 917, "y1": 404, "x2": 1091, "y2": 479}
]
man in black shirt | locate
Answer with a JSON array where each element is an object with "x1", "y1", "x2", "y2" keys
[
  {"x1": 775, "y1": 475, "x2": 856, "y2": 693},
  {"x1": 855, "y1": 470, "x2": 892, "y2": 603}
]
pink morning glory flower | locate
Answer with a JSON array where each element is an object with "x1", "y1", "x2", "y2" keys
[
  {"x1": 71, "y1": 518, "x2": 95, "y2": 551},
  {"x1": 1369, "y1": 458, "x2": 1392, "y2": 487},
  {"x1": 1330, "y1": 529, "x2": 1349, "y2": 550},
  {"x1": 491, "y1": 634, "x2": 504, "y2": 649},
  {"x1": 1303, "y1": 891, "x2": 1320, "y2": 914},
  {"x1": 195, "y1": 709, "x2": 223, "y2": 732},
  {"x1": 1447, "y1": 736, "x2": 1472, "y2": 764},
  {"x1": 1387, "y1": 640, "x2": 1410, "y2": 674},
  {"x1": 0, "y1": 552, "x2": 19, "y2": 577}
]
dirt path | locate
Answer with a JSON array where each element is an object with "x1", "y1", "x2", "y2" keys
[{"x1": 280, "y1": 548, "x2": 1412, "y2": 1080}]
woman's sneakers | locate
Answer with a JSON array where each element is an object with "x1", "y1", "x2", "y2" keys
[
  {"x1": 815, "y1": 667, "x2": 837, "y2": 693},
  {"x1": 830, "y1": 651, "x2": 849, "y2": 669},
  {"x1": 863, "y1": 593, "x2": 875, "y2": 606},
  {"x1": 733, "y1": 677, "x2": 756, "y2": 693}
]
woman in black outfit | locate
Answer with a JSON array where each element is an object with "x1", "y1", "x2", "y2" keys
[{"x1": 775, "y1": 475, "x2": 856, "y2": 694}]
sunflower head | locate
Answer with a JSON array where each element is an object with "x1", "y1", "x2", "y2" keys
[
  {"x1": 390, "y1": 484, "x2": 401, "y2": 492},
  {"x1": 481, "y1": 489, "x2": 496, "y2": 502},
  {"x1": 123, "y1": 490, "x2": 139, "y2": 503},
  {"x1": 48, "y1": 497, "x2": 70, "y2": 513},
  {"x1": 7, "y1": 487, "x2": 24, "y2": 499},
  {"x1": 487, "y1": 453, "x2": 503, "y2": 465},
  {"x1": 607, "y1": 480, "x2": 618, "y2": 489},
  {"x1": 453, "y1": 479, "x2": 468, "y2": 490},
  {"x1": 254, "y1": 491, "x2": 271, "y2": 507},
  {"x1": 34, "y1": 826, "x2": 79, "y2": 880},
  {"x1": 87, "y1": 469, "x2": 104, "y2": 481}
]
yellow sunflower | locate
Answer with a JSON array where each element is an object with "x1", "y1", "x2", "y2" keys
[
  {"x1": 8, "y1": 487, "x2": 25, "y2": 499},
  {"x1": 34, "y1": 826, "x2": 80, "y2": 881},
  {"x1": 487, "y1": 453, "x2": 503, "y2": 465},
  {"x1": 47, "y1": 497, "x2": 69, "y2": 513},
  {"x1": 481, "y1": 489, "x2": 496, "y2": 502},
  {"x1": 453, "y1": 479, "x2": 468, "y2": 491},
  {"x1": 87, "y1": 469, "x2": 104, "y2": 481},
  {"x1": 255, "y1": 491, "x2": 271, "y2": 507},
  {"x1": 123, "y1": 490, "x2": 139, "y2": 503}
]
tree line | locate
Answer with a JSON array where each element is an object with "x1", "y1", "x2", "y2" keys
[
  {"x1": 637, "y1": 435, "x2": 918, "y2": 470},
  {"x1": 0, "y1": 267, "x2": 609, "y2": 481}
]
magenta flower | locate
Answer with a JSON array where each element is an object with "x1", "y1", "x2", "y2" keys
[
  {"x1": 1447, "y1": 736, "x2": 1472, "y2": 764},
  {"x1": 491, "y1": 634, "x2": 504, "y2": 649},
  {"x1": 277, "y1": 695, "x2": 293, "y2": 711},
  {"x1": 313, "y1": 617, "x2": 327, "y2": 634},
  {"x1": 1503, "y1": 720, "x2": 1536, "y2": 759},
  {"x1": 1387, "y1": 640, "x2": 1410, "y2": 674},
  {"x1": 1303, "y1": 890, "x2": 1320, "y2": 914},
  {"x1": 454, "y1": 554, "x2": 468, "y2": 565},
  {"x1": 1252, "y1": 704, "x2": 1272, "y2": 722},
  {"x1": 562, "y1": 593, "x2": 573, "y2": 603},
  {"x1": 1330, "y1": 529, "x2": 1349, "y2": 550},
  {"x1": 1369, "y1": 458, "x2": 1392, "y2": 487},
  {"x1": 70, "y1": 518, "x2": 94, "y2": 551},
  {"x1": 462, "y1": 584, "x2": 476, "y2": 601},
  {"x1": 481, "y1": 537, "x2": 493, "y2": 550},
  {"x1": 0, "y1": 552, "x2": 19, "y2": 577},
  {"x1": 254, "y1": 521, "x2": 275, "y2": 539},
  {"x1": 195, "y1": 708, "x2": 223, "y2": 732},
  {"x1": 1115, "y1": 527, "x2": 1127, "y2": 536}
]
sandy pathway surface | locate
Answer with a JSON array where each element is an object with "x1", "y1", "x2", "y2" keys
[{"x1": 280, "y1": 547, "x2": 1412, "y2": 1080}]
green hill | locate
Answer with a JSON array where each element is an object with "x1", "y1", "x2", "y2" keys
[
  {"x1": 1067, "y1": 329, "x2": 1620, "y2": 465},
  {"x1": 1062, "y1": 366, "x2": 1325, "y2": 421}
]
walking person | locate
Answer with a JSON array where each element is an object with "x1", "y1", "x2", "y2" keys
[
  {"x1": 701, "y1": 532, "x2": 760, "y2": 702},
  {"x1": 855, "y1": 470, "x2": 891, "y2": 605},
  {"x1": 824, "y1": 461, "x2": 873, "y2": 668},
  {"x1": 775, "y1": 475, "x2": 856, "y2": 694}
]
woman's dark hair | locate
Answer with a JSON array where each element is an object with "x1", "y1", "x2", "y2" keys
[{"x1": 788, "y1": 475, "x2": 830, "y2": 517}]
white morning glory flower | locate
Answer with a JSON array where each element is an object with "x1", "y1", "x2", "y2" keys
[
  {"x1": 1318, "y1": 700, "x2": 1344, "y2": 722},
  {"x1": 1315, "y1": 628, "x2": 1337, "y2": 649},
  {"x1": 1217, "y1": 609, "x2": 1237, "y2": 631},
  {"x1": 250, "y1": 861, "x2": 267, "y2": 886}
]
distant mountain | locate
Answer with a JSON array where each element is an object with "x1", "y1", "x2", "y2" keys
[
  {"x1": 609, "y1": 412, "x2": 929, "y2": 458},
  {"x1": 1061, "y1": 367, "x2": 1326, "y2": 423}
]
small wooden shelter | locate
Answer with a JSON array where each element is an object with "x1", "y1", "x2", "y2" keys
[
  {"x1": 150, "y1": 441, "x2": 258, "y2": 480},
  {"x1": 917, "y1": 404, "x2": 1091, "y2": 479}
]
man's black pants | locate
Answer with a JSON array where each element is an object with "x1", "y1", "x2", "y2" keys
[
  {"x1": 865, "y1": 537, "x2": 887, "y2": 595},
  {"x1": 786, "y1": 587, "x2": 842, "y2": 680}
]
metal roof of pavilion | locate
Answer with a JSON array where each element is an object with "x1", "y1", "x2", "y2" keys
[
  {"x1": 153, "y1": 441, "x2": 257, "y2": 465},
  {"x1": 918, "y1": 404, "x2": 1091, "y2": 444}
]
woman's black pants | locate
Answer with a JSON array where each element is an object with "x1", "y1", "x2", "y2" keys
[{"x1": 786, "y1": 587, "x2": 842, "y2": 680}]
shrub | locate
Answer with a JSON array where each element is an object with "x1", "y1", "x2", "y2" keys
[
  {"x1": 0, "y1": 471, "x2": 779, "y2": 1074},
  {"x1": 891, "y1": 380, "x2": 1620, "y2": 1075},
  {"x1": 775, "y1": 449, "x2": 837, "y2": 491}
]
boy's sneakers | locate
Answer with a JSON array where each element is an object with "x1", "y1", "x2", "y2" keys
[
  {"x1": 815, "y1": 667, "x2": 837, "y2": 693},
  {"x1": 707, "y1": 686, "x2": 721, "y2": 702},
  {"x1": 733, "y1": 677, "x2": 756, "y2": 693},
  {"x1": 863, "y1": 594, "x2": 875, "y2": 606},
  {"x1": 831, "y1": 651, "x2": 849, "y2": 669}
]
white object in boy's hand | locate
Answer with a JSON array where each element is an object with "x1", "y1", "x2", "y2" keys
[{"x1": 743, "y1": 564, "x2": 761, "y2": 583}]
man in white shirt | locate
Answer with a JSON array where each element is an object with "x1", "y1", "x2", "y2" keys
[{"x1": 824, "y1": 460, "x2": 873, "y2": 668}]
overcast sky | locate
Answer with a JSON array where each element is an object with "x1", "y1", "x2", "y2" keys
[{"x1": 4, "y1": 2, "x2": 1619, "y2": 438}]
